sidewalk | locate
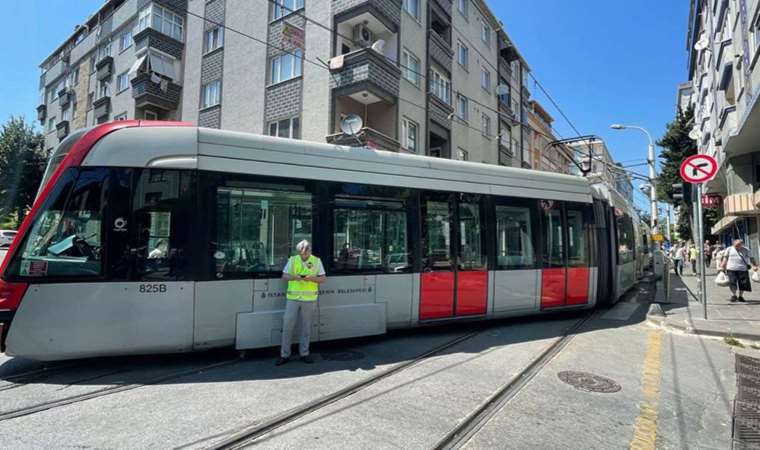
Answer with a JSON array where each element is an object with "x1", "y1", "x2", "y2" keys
[{"x1": 647, "y1": 267, "x2": 760, "y2": 342}]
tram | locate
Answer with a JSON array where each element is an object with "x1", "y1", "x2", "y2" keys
[{"x1": 0, "y1": 121, "x2": 641, "y2": 361}]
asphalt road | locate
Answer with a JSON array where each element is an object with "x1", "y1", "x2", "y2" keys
[{"x1": 0, "y1": 279, "x2": 744, "y2": 449}]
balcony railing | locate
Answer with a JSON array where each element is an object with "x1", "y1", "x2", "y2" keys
[
  {"x1": 131, "y1": 73, "x2": 182, "y2": 111},
  {"x1": 330, "y1": 48, "x2": 401, "y2": 102},
  {"x1": 723, "y1": 192, "x2": 756, "y2": 216},
  {"x1": 326, "y1": 127, "x2": 400, "y2": 152}
]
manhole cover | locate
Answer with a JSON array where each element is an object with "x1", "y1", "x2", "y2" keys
[
  {"x1": 320, "y1": 350, "x2": 365, "y2": 361},
  {"x1": 557, "y1": 371, "x2": 621, "y2": 393}
]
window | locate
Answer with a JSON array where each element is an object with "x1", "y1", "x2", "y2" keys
[
  {"x1": 457, "y1": 0, "x2": 468, "y2": 16},
  {"x1": 10, "y1": 168, "x2": 107, "y2": 278},
  {"x1": 333, "y1": 196, "x2": 408, "y2": 273},
  {"x1": 272, "y1": 0, "x2": 304, "y2": 21},
  {"x1": 567, "y1": 206, "x2": 589, "y2": 267},
  {"x1": 403, "y1": 0, "x2": 420, "y2": 19},
  {"x1": 457, "y1": 41, "x2": 468, "y2": 68},
  {"x1": 459, "y1": 201, "x2": 485, "y2": 270},
  {"x1": 456, "y1": 94, "x2": 468, "y2": 120},
  {"x1": 402, "y1": 118, "x2": 418, "y2": 151},
  {"x1": 98, "y1": 80, "x2": 110, "y2": 99},
  {"x1": 481, "y1": 113, "x2": 491, "y2": 137},
  {"x1": 402, "y1": 50, "x2": 421, "y2": 87},
  {"x1": 481, "y1": 22, "x2": 491, "y2": 46},
  {"x1": 201, "y1": 80, "x2": 221, "y2": 108},
  {"x1": 481, "y1": 67, "x2": 491, "y2": 91},
  {"x1": 119, "y1": 30, "x2": 133, "y2": 52},
  {"x1": 270, "y1": 49, "x2": 303, "y2": 84},
  {"x1": 496, "y1": 205, "x2": 535, "y2": 269},
  {"x1": 137, "y1": 3, "x2": 184, "y2": 41},
  {"x1": 423, "y1": 200, "x2": 452, "y2": 270},
  {"x1": 542, "y1": 200, "x2": 563, "y2": 267},
  {"x1": 144, "y1": 110, "x2": 158, "y2": 120},
  {"x1": 114, "y1": 112, "x2": 128, "y2": 121},
  {"x1": 214, "y1": 183, "x2": 312, "y2": 276},
  {"x1": 268, "y1": 116, "x2": 301, "y2": 139},
  {"x1": 87, "y1": 93, "x2": 94, "y2": 111},
  {"x1": 616, "y1": 211, "x2": 635, "y2": 264},
  {"x1": 70, "y1": 67, "x2": 79, "y2": 86},
  {"x1": 498, "y1": 79, "x2": 511, "y2": 105},
  {"x1": 90, "y1": 54, "x2": 97, "y2": 74},
  {"x1": 62, "y1": 107, "x2": 71, "y2": 121},
  {"x1": 458, "y1": 148, "x2": 468, "y2": 161},
  {"x1": 204, "y1": 26, "x2": 224, "y2": 53},
  {"x1": 117, "y1": 72, "x2": 129, "y2": 92},
  {"x1": 98, "y1": 42, "x2": 112, "y2": 61},
  {"x1": 48, "y1": 117, "x2": 56, "y2": 132},
  {"x1": 499, "y1": 123, "x2": 511, "y2": 148},
  {"x1": 430, "y1": 68, "x2": 451, "y2": 104}
]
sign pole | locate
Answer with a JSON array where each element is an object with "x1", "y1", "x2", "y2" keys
[{"x1": 697, "y1": 183, "x2": 708, "y2": 319}]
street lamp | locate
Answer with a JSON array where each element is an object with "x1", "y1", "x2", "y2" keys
[{"x1": 610, "y1": 124, "x2": 658, "y2": 234}]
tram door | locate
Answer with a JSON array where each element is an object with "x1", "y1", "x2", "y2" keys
[
  {"x1": 541, "y1": 201, "x2": 591, "y2": 308},
  {"x1": 420, "y1": 193, "x2": 488, "y2": 320}
]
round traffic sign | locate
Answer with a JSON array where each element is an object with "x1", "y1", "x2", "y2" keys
[{"x1": 679, "y1": 154, "x2": 718, "y2": 184}]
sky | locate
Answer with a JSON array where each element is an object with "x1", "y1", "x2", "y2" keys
[{"x1": 0, "y1": 1, "x2": 690, "y2": 212}]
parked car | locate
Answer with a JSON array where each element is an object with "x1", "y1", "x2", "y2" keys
[{"x1": 0, "y1": 230, "x2": 17, "y2": 248}]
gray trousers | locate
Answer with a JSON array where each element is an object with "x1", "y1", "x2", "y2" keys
[{"x1": 280, "y1": 300, "x2": 316, "y2": 358}]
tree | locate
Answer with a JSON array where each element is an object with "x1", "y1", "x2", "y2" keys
[{"x1": 0, "y1": 116, "x2": 46, "y2": 228}]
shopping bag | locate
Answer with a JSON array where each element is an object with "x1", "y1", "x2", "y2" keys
[
  {"x1": 752, "y1": 270, "x2": 760, "y2": 284},
  {"x1": 716, "y1": 271, "x2": 730, "y2": 287}
]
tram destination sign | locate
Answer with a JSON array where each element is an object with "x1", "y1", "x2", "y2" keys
[{"x1": 679, "y1": 154, "x2": 718, "y2": 184}]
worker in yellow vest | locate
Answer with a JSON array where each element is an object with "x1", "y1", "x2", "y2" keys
[{"x1": 276, "y1": 240, "x2": 326, "y2": 365}]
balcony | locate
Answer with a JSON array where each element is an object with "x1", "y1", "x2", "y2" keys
[
  {"x1": 131, "y1": 73, "x2": 182, "y2": 111},
  {"x1": 330, "y1": 48, "x2": 400, "y2": 104},
  {"x1": 93, "y1": 96, "x2": 111, "y2": 121},
  {"x1": 332, "y1": 0, "x2": 401, "y2": 32},
  {"x1": 326, "y1": 126, "x2": 400, "y2": 152},
  {"x1": 133, "y1": 26, "x2": 184, "y2": 60},
  {"x1": 429, "y1": 30, "x2": 453, "y2": 70},
  {"x1": 36, "y1": 104, "x2": 46, "y2": 124},
  {"x1": 723, "y1": 192, "x2": 757, "y2": 216},
  {"x1": 55, "y1": 120, "x2": 69, "y2": 140},
  {"x1": 96, "y1": 56, "x2": 114, "y2": 81},
  {"x1": 58, "y1": 89, "x2": 72, "y2": 107}
]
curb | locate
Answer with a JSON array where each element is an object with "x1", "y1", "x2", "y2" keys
[{"x1": 646, "y1": 313, "x2": 760, "y2": 342}]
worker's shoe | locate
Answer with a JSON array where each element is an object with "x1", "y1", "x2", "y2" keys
[
  {"x1": 275, "y1": 357, "x2": 289, "y2": 366},
  {"x1": 739, "y1": 296, "x2": 747, "y2": 303},
  {"x1": 730, "y1": 295, "x2": 739, "y2": 303},
  {"x1": 301, "y1": 355, "x2": 314, "y2": 364}
]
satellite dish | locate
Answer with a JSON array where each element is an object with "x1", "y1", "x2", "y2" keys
[
  {"x1": 495, "y1": 84, "x2": 510, "y2": 96},
  {"x1": 371, "y1": 39, "x2": 385, "y2": 54},
  {"x1": 340, "y1": 114, "x2": 364, "y2": 135},
  {"x1": 694, "y1": 35, "x2": 709, "y2": 51},
  {"x1": 688, "y1": 127, "x2": 702, "y2": 140}
]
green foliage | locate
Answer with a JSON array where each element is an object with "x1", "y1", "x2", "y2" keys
[{"x1": 0, "y1": 116, "x2": 46, "y2": 228}]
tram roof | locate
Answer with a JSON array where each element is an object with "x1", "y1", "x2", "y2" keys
[{"x1": 84, "y1": 125, "x2": 594, "y2": 202}]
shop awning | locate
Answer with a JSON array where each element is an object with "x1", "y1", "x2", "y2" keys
[{"x1": 711, "y1": 215, "x2": 739, "y2": 235}]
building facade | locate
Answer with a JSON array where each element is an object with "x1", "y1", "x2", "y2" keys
[
  {"x1": 37, "y1": 0, "x2": 533, "y2": 167},
  {"x1": 567, "y1": 138, "x2": 633, "y2": 204},
  {"x1": 683, "y1": 0, "x2": 760, "y2": 252},
  {"x1": 526, "y1": 100, "x2": 572, "y2": 174}
]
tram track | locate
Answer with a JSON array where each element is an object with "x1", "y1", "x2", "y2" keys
[
  {"x1": 432, "y1": 312, "x2": 595, "y2": 450},
  {"x1": 0, "y1": 367, "x2": 133, "y2": 393},
  {"x1": 0, "y1": 358, "x2": 241, "y2": 422},
  {"x1": 202, "y1": 329, "x2": 484, "y2": 450}
]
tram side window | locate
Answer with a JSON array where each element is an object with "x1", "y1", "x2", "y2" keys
[
  {"x1": 11, "y1": 168, "x2": 107, "y2": 278},
  {"x1": 567, "y1": 206, "x2": 589, "y2": 267},
  {"x1": 423, "y1": 200, "x2": 453, "y2": 270},
  {"x1": 495, "y1": 205, "x2": 535, "y2": 269},
  {"x1": 333, "y1": 197, "x2": 408, "y2": 272},
  {"x1": 459, "y1": 201, "x2": 486, "y2": 270},
  {"x1": 132, "y1": 170, "x2": 195, "y2": 280},
  {"x1": 542, "y1": 201, "x2": 564, "y2": 268},
  {"x1": 616, "y1": 212, "x2": 635, "y2": 264},
  {"x1": 215, "y1": 184, "x2": 312, "y2": 276}
]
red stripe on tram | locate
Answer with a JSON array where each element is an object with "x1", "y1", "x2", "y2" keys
[{"x1": 566, "y1": 267, "x2": 590, "y2": 305}]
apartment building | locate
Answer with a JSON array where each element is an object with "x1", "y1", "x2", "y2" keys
[
  {"x1": 37, "y1": 0, "x2": 532, "y2": 167},
  {"x1": 567, "y1": 138, "x2": 633, "y2": 204},
  {"x1": 526, "y1": 100, "x2": 572, "y2": 174},
  {"x1": 684, "y1": 0, "x2": 760, "y2": 250}
]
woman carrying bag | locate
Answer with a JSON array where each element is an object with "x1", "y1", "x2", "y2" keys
[{"x1": 720, "y1": 239, "x2": 758, "y2": 303}]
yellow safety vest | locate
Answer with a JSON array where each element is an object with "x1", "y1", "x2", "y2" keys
[{"x1": 286, "y1": 255, "x2": 321, "y2": 301}]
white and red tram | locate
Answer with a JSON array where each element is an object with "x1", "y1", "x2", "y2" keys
[{"x1": 0, "y1": 121, "x2": 640, "y2": 361}]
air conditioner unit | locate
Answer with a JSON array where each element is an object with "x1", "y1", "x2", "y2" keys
[{"x1": 353, "y1": 22, "x2": 374, "y2": 48}]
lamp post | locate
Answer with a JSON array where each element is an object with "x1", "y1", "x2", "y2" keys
[{"x1": 610, "y1": 124, "x2": 657, "y2": 233}]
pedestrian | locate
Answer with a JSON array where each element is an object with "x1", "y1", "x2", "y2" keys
[
  {"x1": 671, "y1": 242, "x2": 683, "y2": 276},
  {"x1": 720, "y1": 239, "x2": 758, "y2": 303},
  {"x1": 714, "y1": 245, "x2": 726, "y2": 271},
  {"x1": 689, "y1": 244, "x2": 699, "y2": 276},
  {"x1": 277, "y1": 240, "x2": 326, "y2": 366},
  {"x1": 704, "y1": 240, "x2": 713, "y2": 268}
]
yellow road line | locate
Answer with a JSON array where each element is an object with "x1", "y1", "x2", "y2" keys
[{"x1": 630, "y1": 331, "x2": 663, "y2": 450}]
